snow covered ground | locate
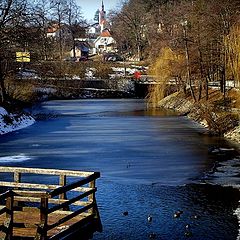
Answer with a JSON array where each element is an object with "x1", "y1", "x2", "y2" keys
[{"x1": 0, "y1": 107, "x2": 35, "y2": 135}]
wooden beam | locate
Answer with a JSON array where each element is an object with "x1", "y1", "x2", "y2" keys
[
  {"x1": 48, "y1": 189, "x2": 96, "y2": 214},
  {"x1": 0, "y1": 167, "x2": 96, "y2": 177},
  {"x1": 49, "y1": 173, "x2": 99, "y2": 198},
  {"x1": 4, "y1": 195, "x2": 14, "y2": 240},
  {"x1": 0, "y1": 182, "x2": 91, "y2": 192},
  {"x1": 0, "y1": 191, "x2": 14, "y2": 201},
  {"x1": 35, "y1": 197, "x2": 48, "y2": 240},
  {"x1": 12, "y1": 197, "x2": 92, "y2": 207},
  {"x1": 13, "y1": 190, "x2": 48, "y2": 198}
]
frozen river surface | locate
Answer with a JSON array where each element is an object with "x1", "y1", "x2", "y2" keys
[{"x1": 0, "y1": 99, "x2": 240, "y2": 240}]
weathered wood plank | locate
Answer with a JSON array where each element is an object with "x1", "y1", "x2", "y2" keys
[
  {"x1": 48, "y1": 203, "x2": 94, "y2": 230},
  {"x1": 0, "y1": 210, "x2": 91, "y2": 238},
  {"x1": 0, "y1": 182, "x2": 92, "y2": 192},
  {"x1": 13, "y1": 197, "x2": 92, "y2": 207},
  {"x1": 48, "y1": 213, "x2": 95, "y2": 240},
  {"x1": 0, "y1": 167, "x2": 95, "y2": 177},
  {"x1": 13, "y1": 190, "x2": 48, "y2": 198}
]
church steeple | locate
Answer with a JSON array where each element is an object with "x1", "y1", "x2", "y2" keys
[
  {"x1": 99, "y1": 1, "x2": 106, "y2": 33},
  {"x1": 101, "y1": 0, "x2": 104, "y2": 11}
]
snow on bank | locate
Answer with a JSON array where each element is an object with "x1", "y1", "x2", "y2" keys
[
  {"x1": 0, "y1": 107, "x2": 35, "y2": 135},
  {"x1": 224, "y1": 126, "x2": 240, "y2": 144}
]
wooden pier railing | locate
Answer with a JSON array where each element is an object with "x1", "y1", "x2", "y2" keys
[{"x1": 0, "y1": 167, "x2": 102, "y2": 240}]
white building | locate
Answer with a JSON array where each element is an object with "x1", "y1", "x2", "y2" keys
[{"x1": 94, "y1": 29, "x2": 116, "y2": 53}]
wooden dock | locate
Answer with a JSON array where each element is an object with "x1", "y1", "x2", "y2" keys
[{"x1": 0, "y1": 167, "x2": 102, "y2": 239}]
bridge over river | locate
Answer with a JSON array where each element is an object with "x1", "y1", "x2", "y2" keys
[{"x1": 17, "y1": 76, "x2": 161, "y2": 99}]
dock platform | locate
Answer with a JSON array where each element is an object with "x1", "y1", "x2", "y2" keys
[{"x1": 0, "y1": 167, "x2": 102, "y2": 239}]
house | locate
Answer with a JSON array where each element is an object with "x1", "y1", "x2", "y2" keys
[
  {"x1": 87, "y1": 23, "x2": 100, "y2": 37},
  {"x1": 70, "y1": 39, "x2": 90, "y2": 60},
  {"x1": 46, "y1": 23, "x2": 71, "y2": 39},
  {"x1": 94, "y1": 29, "x2": 116, "y2": 54}
]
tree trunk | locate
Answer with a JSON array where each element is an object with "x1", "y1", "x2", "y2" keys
[
  {"x1": 184, "y1": 27, "x2": 196, "y2": 101},
  {"x1": 0, "y1": 59, "x2": 7, "y2": 103}
]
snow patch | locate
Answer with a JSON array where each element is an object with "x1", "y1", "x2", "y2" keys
[
  {"x1": 0, "y1": 153, "x2": 31, "y2": 163},
  {"x1": 0, "y1": 107, "x2": 35, "y2": 135},
  {"x1": 0, "y1": 107, "x2": 8, "y2": 116}
]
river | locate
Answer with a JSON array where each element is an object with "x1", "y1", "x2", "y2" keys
[{"x1": 0, "y1": 99, "x2": 240, "y2": 240}]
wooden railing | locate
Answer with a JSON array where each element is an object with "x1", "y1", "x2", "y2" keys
[
  {"x1": 0, "y1": 191, "x2": 14, "y2": 240},
  {"x1": 0, "y1": 167, "x2": 101, "y2": 240}
]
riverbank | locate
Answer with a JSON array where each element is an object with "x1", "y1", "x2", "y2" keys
[
  {"x1": 0, "y1": 107, "x2": 35, "y2": 135},
  {"x1": 157, "y1": 90, "x2": 240, "y2": 144}
]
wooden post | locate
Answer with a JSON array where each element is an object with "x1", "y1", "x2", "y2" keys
[
  {"x1": 14, "y1": 172, "x2": 21, "y2": 206},
  {"x1": 88, "y1": 180, "x2": 102, "y2": 232},
  {"x1": 14, "y1": 172, "x2": 21, "y2": 184},
  {"x1": 59, "y1": 174, "x2": 66, "y2": 200},
  {"x1": 4, "y1": 193, "x2": 14, "y2": 240},
  {"x1": 88, "y1": 180, "x2": 95, "y2": 214},
  {"x1": 35, "y1": 197, "x2": 48, "y2": 240},
  {"x1": 59, "y1": 174, "x2": 69, "y2": 211}
]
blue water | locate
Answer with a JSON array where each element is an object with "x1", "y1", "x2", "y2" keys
[{"x1": 0, "y1": 99, "x2": 239, "y2": 239}]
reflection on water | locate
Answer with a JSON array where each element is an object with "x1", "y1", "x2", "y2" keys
[{"x1": 0, "y1": 99, "x2": 240, "y2": 239}]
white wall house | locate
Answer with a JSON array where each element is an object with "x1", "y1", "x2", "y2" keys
[{"x1": 94, "y1": 30, "x2": 116, "y2": 53}]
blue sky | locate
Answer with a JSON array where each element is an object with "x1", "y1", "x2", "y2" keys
[{"x1": 76, "y1": 0, "x2": 121, "y2": 22}]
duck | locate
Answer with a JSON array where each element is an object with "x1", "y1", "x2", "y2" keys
[
  {"x1": 184, "y1": 231, "x2": 193, "y2": 237},
  {"x1": 123, "y1": 211, "x2": 128, "y2": 216},
  {"x1": 185, "y1": 224, "x2": 190, "y2": 230},
  {"x1": 147, "y1": 214, "x2": 153, "y2": 223},
  {"x1": 148, "y1": 232, "x2": 156, "y2": 239},
  {"x1": 174, "y1": 210, "x2": 183, "y2": 218}
]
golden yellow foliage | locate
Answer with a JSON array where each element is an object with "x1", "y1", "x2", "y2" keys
[
  {"x1": 224, "y1": 25, "x2": 240, "y2": 87},
  {"x1": 147, "y1": 47, "x2": 184, "y2": 107}
]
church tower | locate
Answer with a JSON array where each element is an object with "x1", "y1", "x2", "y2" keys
[{"x1": 99, "y1": 1, "x2": 106, "y2": 33}]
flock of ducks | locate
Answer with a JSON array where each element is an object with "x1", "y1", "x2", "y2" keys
[{"x1": 122, "y1": 210, "x2": 199, "y2": 239}]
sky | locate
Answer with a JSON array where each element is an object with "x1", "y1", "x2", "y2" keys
[{"x1": 76, "y1": 0, "x2": 121, "y2": 22}]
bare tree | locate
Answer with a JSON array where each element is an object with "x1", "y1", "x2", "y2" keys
[
  {"x1": 0, "y1": 0, "x2": 28, "y2": 103},
  {"x1": 110, "y1": 0, "x2": 149, "y2": 60},
  {"x1": 65, "y1": 0, "x2": 85, "y2": 58}
]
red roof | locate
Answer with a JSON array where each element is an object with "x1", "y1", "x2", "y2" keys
[
  {"x1": 100, "y1": 30, "x2": 111, "y2": 37},
  {"x1": 47, "y1": 24, "x2": 60, "y2": 33}
]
